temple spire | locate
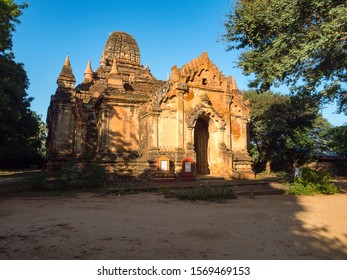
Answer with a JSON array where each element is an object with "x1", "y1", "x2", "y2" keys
[
  {"x1": 83, "y1": 60, "x2": 94, "y2": 83},
  {"x1": 110, "y1": 57, "x2": 119, "y2": 74},
  {"x1": 64, "y1": 55, "x2": 71, "y2": 66},
  {"x1": 201, "y1": 51, "x2": 208, "y2": 61},
  {"x1": 108, "y1": 57, "x2": 124, "y2": 89},
  {"x1": 230, "y1": 76, "x2": 238, "y2": 90},
  {"x1": 100, "y1": 52, "x2": 106, "y2": 67},
  {"x1": 57, "y1": 55, "x2": 76, "y2": 89}
]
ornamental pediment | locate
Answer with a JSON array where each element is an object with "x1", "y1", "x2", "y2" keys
[{"x1": 172, "y1": 52, "x2": 226, "y2": 90}]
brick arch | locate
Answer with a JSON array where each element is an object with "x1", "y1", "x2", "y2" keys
[{"x1": 185, "y1": 104, "x2": 226, "y2": 129}]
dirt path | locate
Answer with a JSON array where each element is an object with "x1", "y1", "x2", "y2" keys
[{"x1": 0, "y1": 192, "x2": 346, "y2": 260}]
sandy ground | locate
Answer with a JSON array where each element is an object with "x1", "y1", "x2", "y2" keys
[{"x1": 0, "y1": 192, "x2": 347, "y2": 260}]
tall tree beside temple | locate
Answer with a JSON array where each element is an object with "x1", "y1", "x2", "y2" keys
[
  {"x1": 0, "y1": 1, "x2": 45, "y2": 168},
  {"x1": 244, "y1": 90, "x2": 331, "y2": 172},
  {"x1": 224, "y1": 0, "x2": 347, "y2": 114}
]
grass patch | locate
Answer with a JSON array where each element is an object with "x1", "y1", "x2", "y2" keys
[{"x1": 160, "y1": 185, "x2": 237, "y2": 202}]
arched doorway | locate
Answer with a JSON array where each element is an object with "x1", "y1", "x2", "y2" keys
[{"x1": 194, "y1": 116, "x2": 210, "y2": 175}]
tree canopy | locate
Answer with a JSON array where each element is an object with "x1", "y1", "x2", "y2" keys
[
  {"x1": 0, "y1": 1, "x2": 45, "y2": 168},
  {"x1": 325, "y1": 124, "x2": 347, "y2": 156},
  {"x1": 244, "y1": 90, "x2": 331, "y2": 172},
  {"x1": 224, "y1": 0, "x2": 347, "y2": 114},
  {"x1": 0, "y1": 0, "x2": 28, "y2": 53}
]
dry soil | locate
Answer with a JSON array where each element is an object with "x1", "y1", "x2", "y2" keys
[{"x1": 0, "y1": 192, "x2": 347, "y2": 259}]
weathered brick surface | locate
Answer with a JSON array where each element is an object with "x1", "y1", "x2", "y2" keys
[{"x1": 46, "y1": 32, "x2": 254, "y2": 179}]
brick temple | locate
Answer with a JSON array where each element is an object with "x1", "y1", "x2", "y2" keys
[{"x1": 46, "y1": 31, "x2": 254, "y2": 179}]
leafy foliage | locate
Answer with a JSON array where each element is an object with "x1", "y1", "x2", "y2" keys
[
  {"x1": 56, "y1": 161, "x2": 107, "y2": 190},
  {"x1": 224, "y1": 0, "x2": 347, "y2": 114},
  {"x1": 0, "y1": 54, "x2": 46, "y2": 168},
  {"x1": 57, "y1": 162, "x2": 80, "y2": 188},
  {"x1": 286, "y1": 168, "x2": 338, "y2": 195},
  {"x1": 0, "y1": 0, "x2": 28, "y2": 53},
  {"x1": 82, "y1": 162, "x2": 106, "y2": 189},
  {"x1": 325, "y1": 124, "x2": 347, "y2": 156},
  {"x1": 244, "y1": 90, "x2": 330, "y2": 171},
  {"x1": 0, "y1": 1, "x2": 45, "y2": 168}
]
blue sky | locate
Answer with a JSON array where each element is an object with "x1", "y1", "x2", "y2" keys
[{"x1": 12, "y1": 0, "x2": 346, "y2": 126}]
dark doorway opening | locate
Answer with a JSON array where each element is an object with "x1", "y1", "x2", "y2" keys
[{"x1": 194, "y1": 116, "x2": 210, "y2": 175}]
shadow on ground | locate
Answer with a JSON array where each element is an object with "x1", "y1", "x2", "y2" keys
[{"x1": 0, "y1": 171, "x2": 346, "y2": 259}]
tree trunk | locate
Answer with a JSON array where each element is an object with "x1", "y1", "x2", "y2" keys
[{"x1": 265, "y1": 160, "x2": 271, "y2": 174}]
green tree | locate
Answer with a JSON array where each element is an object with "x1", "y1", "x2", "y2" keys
[
  {"x1": 244, "y1": 90, "x2": 329, "y2": 172},
  {"x1": 326, "y1": 125, "x2": 347, "y2": 156},
  {"x1": 0, "y1": 1, "x2": 45, "y2": 168},
  {"x1": 224, "y1": 0, "x2": 347, "y2": 114},
  {"x1": 0, "y1": 0, "x2": 28, "y2": 52},
  {"x1": 284, "y1": 113, "x2": 332, "y2": 165}
]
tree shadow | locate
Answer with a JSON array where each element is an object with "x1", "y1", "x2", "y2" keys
[{"x1": 252, "y1": 194, "x2": 347, "y2": 260}]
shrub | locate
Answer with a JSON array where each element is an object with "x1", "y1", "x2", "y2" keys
[
  {"x1": 286, "y1": 168, "x2": 338, "y2": 195},
  {"x1": 316, "y1": 174, "x2": 338, "y2": 194},
  {"x1": 57, "y1": 162, "x2": 80, "y2": 188},
  {"x1": 82, "y1": 162, "x2": 106, "y2": 189}
]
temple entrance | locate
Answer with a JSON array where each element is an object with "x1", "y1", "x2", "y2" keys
[{"x1": 194, "y1": 116, "x2": 210, "y2": 175}]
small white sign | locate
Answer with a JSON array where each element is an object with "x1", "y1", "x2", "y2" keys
[
  {"x1": 160, "y1": 160, "x2": 168, "y2": 171},
  {"x1": 184, "y1": 162, "x2": 192, "y2": 172}
]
